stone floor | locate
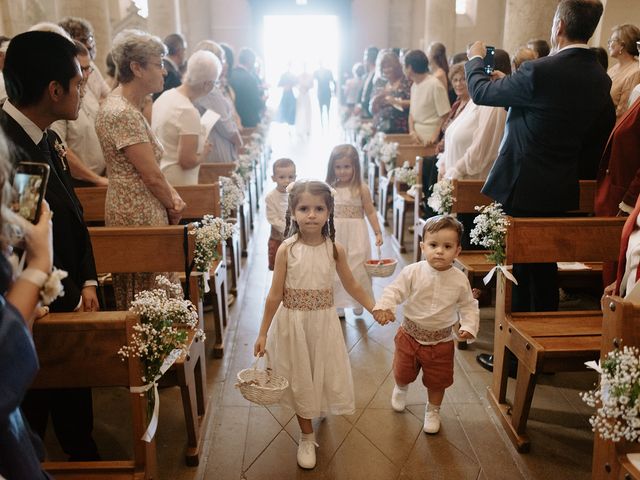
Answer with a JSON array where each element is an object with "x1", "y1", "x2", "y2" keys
[{"x1": 46, "y1": 120, "x2": 600, "y2": 479}]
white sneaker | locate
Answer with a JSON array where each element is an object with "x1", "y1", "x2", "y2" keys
[
  {"x1": 353, "y1": 306, "x2": 364, "y2": 316},
  {"x1": 423, "y1": 406, "x2": 441, "y2": 434},
  {"x1": 336, "y1": 308, "x2": 345, "y2": 318},
  {"x1": 297, "y1": 439, "x2": 318, "y2": 469},
  {"x1": 391, "y1": 385, "x2": 408, "y2": 412}
]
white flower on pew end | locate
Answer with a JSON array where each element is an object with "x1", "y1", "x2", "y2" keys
[
  {"x1": 40, "y1": 267, "x2": 68, "y2": 305},
  {"x1": 469, "y1": 202, "x2": 509, "y2": 265},
  {"x1": 250, "y1": 132, "x2": 263, "y2": 144},
  {"x1": 365, "y1": 131, "x2": 386, "y2": 158},
  {"x1": 581, "y1": 346, "x2": 640, "y2": 442},
  {"x1": 389, "y1": 161, "x2": 418, "y2": 187},
  {"x1": 379, "y1": 141, "x2": 399, "y2": 171},
  {"x1": 189, "y1": 215, "x2": 236, "y2": 272},
  {"x1": 220, "y1": 175, "x2": 245, "y2": 218},
  {"x1": 235, "y1": 155, "x2": 253, "y2": 182},
  {"x1": 427, "y1": 179, "x2": 454, "y2": 215}
]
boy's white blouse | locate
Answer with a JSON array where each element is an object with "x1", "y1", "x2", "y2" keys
[{"x1": 374, "y1": 261, "x2": 480, "y2": 340}]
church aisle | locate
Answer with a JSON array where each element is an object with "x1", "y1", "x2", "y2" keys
[{"x1": 76, "y1": 117, "x2": 596, "y2": 479}]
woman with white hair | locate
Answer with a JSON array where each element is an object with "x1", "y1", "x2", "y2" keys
[
  {"x1": 194, "y1": 40, "x2": 243, "y2": 164},
  {"x1": 153, "y1": 50, "x2": 220, "y2": 185},
  {"x1": 95, "y1": 29, "x2": 186, "y2": 309}
]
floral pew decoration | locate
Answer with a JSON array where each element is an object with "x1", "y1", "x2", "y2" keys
[
  {"x1": 379, "y1": 141, "x2": 399, "y2": 173},
  {"x1": 389, "y1": 161, "x2": 419, "y2": 196},
  {"x1": 119, "y1": 275, "x2": 205, "y2": 442},
  {"x1": 189, "y1": 214, "x2": 236, "y2": 294},
  {"x1": 365, "y1": 131, "x2": 386, "y2": 161},
  {"x1": 427, "y1": 179, "x2": 454, "y2": 215},
  {"x1": 220, "y1": 173, "x2": 246, "y2": 219},
  {"x1": 469, "y1": 202, "x2": 517, "y2": 285}
]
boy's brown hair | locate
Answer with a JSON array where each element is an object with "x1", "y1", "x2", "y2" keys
[
  {"x1": 422, "y1": 215, "x2": 464, "y2": 244},
  {"x1": 272, "y1": 157, "x2": 296, "y2": 175}
]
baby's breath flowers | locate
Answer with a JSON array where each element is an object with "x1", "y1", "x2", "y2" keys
[
  {"x1": 379, "y1": 141, "x2": 399, "y2": 172},
  {"x1": 582, "y1": 346, "x2": 640, "y2": 443},
  {"x1": 427, "y1": 179, "x2": 454, "y2": 215},
  {"x1": 220, "y1": 174, "x2": 245, "y2": 219},
  {"x1": 366, "y1": 131, "x2": 386, "y2": 159},
  {"x1": 469, "y1": 202, "x2": 510, "y2": 265},
  {"x1": 389, "y1": 161, "x2": 418, "y2": 186},
  {"x1": 190, "y1": 215, "x2": 236, "y2": 273}
]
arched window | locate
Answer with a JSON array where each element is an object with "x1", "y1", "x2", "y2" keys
[{"x1": 456, "y1": 0, "x2": 466, "y2": 15}]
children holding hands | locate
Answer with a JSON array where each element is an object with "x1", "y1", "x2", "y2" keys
[{"x1": 373, "y1": 215, "x2": 479, "y2": 434}]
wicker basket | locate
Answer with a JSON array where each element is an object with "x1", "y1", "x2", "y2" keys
[
  {"x1": 364, "y1": 247, "x2": 398, "y2": 278},
  {"x1": 236, "y1": 352, "x2": 289, "y2": 405}
]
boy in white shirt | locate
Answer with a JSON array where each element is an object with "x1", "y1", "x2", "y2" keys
[
  {"x1": 265, "y1": 158, "x2": 296, "y2": 270},
  {"x1": 373, "y1": 215, "x2": 479, "y2": 434}
]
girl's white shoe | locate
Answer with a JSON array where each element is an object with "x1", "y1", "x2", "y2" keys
[{"x1": 297, "y1": 439, "x2": 318, "y2": 469}]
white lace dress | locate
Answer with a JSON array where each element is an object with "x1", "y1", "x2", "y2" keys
[
  {"x1": 266, "y1": 235, "x2": 355, "y2": 419},
  {"x1": 333, "y1": 185, "x2": 374, "y2": 308}
]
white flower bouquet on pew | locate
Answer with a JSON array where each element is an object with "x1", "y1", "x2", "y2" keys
[
  {"x1": 119, "y1": 275, "x2": 205, "y2": 439},
  {"x1": 427, "y1": 179, "x2": 454, "y2": 215},
  {"x1": 379, "y1": 141, "x2": 399, "y2": 172},
  {"x1": 366, "y1": 131, "x2": 386, "y2": 159},
  {"x1": 582, "y1": 346, "x2": 640, "y2": 442},
  {"x1": 389, "y1": 161, "x2": 418, "y2": 186},
  {"x1": 236, "y1": 154, "x2": 254, "y2": 183},
  {"x1": 220, "y1": 174, "x2": 245, "y2": 219},
  {"x1": 469, "y1": 202, "x2": 509, "y2": 265},
  {"x1": 190, "y1": 215, "x2": 236, "y2": 273}
]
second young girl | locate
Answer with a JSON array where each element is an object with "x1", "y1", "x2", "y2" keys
[
  {"x1": 326, "y1": 144, "x2": 383, "y2": 317},
  {"x1": 254, "y1": 180, "x2": 375, "y2": 470}
]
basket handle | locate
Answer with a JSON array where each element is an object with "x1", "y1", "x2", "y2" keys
[
  {"x1": 377, "y1": 246, "x2": 383, "y2": 265},
  {"x1": 253, "y1": 350, "x2": 271, "y2": 371}
]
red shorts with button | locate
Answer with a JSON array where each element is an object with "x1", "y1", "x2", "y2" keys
[
  {"x1": 393, "y1": 327, "x2": 454, "y2": 390},
  {"x1": 268, "y1": 237, "x2": 282, "y2": 271}
]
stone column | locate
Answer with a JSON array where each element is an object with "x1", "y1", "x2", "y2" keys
[
  {"x1": 423, "y1": 0, "x2": 456, "y2": 52},
  {"x1": 502, "y1": 0, "x2": 558, "y2": 55},
  {"x1": 180, "y1": 0, "x2": 212, "y2": 53},
  {"x1": 389, "y1": 0, "x2": 413, "y2": 49},
  {"x1": 147, "y1": 0, "x2": 180, "y2": 39}
]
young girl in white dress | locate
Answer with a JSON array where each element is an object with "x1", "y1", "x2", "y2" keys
[
  {"x1": 325, "y1": 144, "x2": 383, "y2": 317},
  {"x1": 254, "y1": 180, "x2": 375, "y2": 470}
]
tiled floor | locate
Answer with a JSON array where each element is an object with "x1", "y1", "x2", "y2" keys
[{"x1": 51, "y1": 120, "x2": 599, "y2": 479}]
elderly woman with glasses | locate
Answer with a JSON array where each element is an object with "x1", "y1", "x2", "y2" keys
[
  {"x1": 95, "y1": 29, "x2": 186, "y2": 309},
  {"x1": 607, "y1": 24, "x2": 640, "y2": 119}
]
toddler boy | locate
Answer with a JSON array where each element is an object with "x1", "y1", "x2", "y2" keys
[{"x1": 265, "y1": 158, "x2": 296, "y2": 270}]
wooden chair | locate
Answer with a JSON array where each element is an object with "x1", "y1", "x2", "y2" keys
[
  {"x1": 33, "y1": 311, "x2": 157, "y2": 479},
  {"x1": 89, "y1": 225, "x2": 208, "y2": 465},
  {"x1": 489, "y1": 216, "x2": 624, "y2": 452},
  {"x1": 377, "y1": 144, "x2": 434, "y2": 226},
  {"x1": 592, "y1": 296, "x2": 640, "y2": 479}
]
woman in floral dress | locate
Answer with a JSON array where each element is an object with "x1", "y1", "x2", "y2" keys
[
  {"x1": 96, "y1": 29, "x2": 186, "y2": 309},
  {"x1": 370, "y1": 51, "x2": 411, "y2": 134}
]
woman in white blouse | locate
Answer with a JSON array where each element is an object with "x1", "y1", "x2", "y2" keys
[
  {"x1": 152, "y1": 50, "x2": 220, "y2": 185},
  {"x1": 436, "y1": 49, "x2": 511, "y2": 181}
]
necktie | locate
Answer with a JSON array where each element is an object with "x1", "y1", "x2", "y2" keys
[{"x1": 38, "y1": 132, "x2": 52, "y2": 164}]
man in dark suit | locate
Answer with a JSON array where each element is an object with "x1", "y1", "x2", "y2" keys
[
  {"x1": 230, "y1": 47, "x2": 265, "y2": 128},
  {"x1": 2, "y1": 30, "x2": 100, "y2": 460},
  {"x1": 152, "y1": 32, "x2": 185, "y2": 100},
  {"x1": 357, "y1": 46, "x2": 379, "y2": 119},
  {"x1": 465, "y1": 0, "x2": 615, "y2": 370}
]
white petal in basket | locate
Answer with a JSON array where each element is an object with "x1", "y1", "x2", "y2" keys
[{"x1": 236, "y1": 352, "x2": 289, "y2": 406}]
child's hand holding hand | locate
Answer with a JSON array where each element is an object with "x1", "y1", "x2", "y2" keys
[
  {"x1": 253, "y1": 335, "x2": 267, "y2": 357},
  {"x1": 373, "y1": 309, "x2": 395, "y2": 325},
  {"x1": 458, "y1": 330, "x2": 474, "y2": 341}
]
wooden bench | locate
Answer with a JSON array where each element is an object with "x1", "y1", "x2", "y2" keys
[
  {"x1": 76, "y1": 184, "x2": 231, "y2": 351},
  {"x1": 489, "y1": 216, "x2": 624, "y2": 452},
  {"x1": 377, "y1": 144, "x2": 434, "y2": 226},
  {"x1": 32, "y1": 311, "x2": 156, "y2": 479},
  {"x1": 89, "y1": 225, "x2": 208, "y2": 465},
  {"x1": 391, "y1": 157, "x2": 423, "y2": 253},
  {"x1": 592, "y1": 296, "x2": 640, "y2": 480}
]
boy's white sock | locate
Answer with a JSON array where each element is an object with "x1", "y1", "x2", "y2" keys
[{"x1": 300, "y1": 432, "x2": 316, "y2": 442}]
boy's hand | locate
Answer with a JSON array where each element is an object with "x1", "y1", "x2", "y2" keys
[
  {"x1": 458, "y1": 330, "x2": 474, "y2": 341},
  {"x1": 373, "y1": 309, "x2": 395, "y2": 325},
  {"x1": 254, "y1": 335, "x2": 267, "y2": 357}
]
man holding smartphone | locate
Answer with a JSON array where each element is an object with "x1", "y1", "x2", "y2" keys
[
  {"x1": 1, "y1": 30, "x2": 100, "y2": 460},
  {"x1": 465, "y1": 0, "x2": 616, "y2": 372}
]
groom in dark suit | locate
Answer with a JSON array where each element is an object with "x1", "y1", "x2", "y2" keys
[
  {"x1": 1, "y1": 30, "x2": 100, "y2": 460},
  {"x1": 465, "y1": 0, "x2": 615, "y2": 370}
]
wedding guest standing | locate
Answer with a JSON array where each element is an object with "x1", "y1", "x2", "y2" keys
[
  {"x1": 606, "y1": 24, "x2": 640, "y2": 119},
  {"x1": 370, "y1": 51, "x2": 411, "y2": 134}
]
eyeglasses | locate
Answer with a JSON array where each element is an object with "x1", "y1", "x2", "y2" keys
[
  {"x1": 80, "y1": 65, "x2": 94, "y2": 74},
  {"x1": 147, "y1": 60, "x2": 165, "y2": 70}
]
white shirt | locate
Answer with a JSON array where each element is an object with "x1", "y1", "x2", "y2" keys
[
  {"x1": 629, "y1": 85, "x2": 640, "y2": 109},
  {"x1": 437, "y1": 99, "x2": 506, "y2": 180},
  {"x1": 152, "y1": 88, "x2": 203, "y2": 185},
  {"x1": 622, "y1": 215, "x2": 640, "y2": 298},
  {"x1": 265, "y1": 188, "x2": 289, "y2": 239},
  {"x1": 375, "y1": 261, "x2": 479, "y2": 342},
  {"x1": 51, "y1": 88, "x2": 105, "y2": 176},
  {"x1": 409, "y1": 75, "x2": 451, "y2": 143}
]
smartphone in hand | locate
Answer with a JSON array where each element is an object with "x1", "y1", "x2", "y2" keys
[
  {"x1": 12, "y1": 162, "x2": 50, "y2": 223},
  {"x1": 484, "y1": 46, "x2": 496, "y2": 75}
]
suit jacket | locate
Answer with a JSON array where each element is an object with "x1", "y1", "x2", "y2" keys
[
  {"x1": 0, "y1": 110, "x2": 97, "y2": 312},
  {"x1": 466, "y1": 49, "x2": 615, "y2": 212},
  {"x1": 359, "y1": 70, "x2": 375, "y2": 118},
  {"x1": 229, "y1": 66, "x2": 264, "y2": 128},
  {"x1": 595, "y1": 98, "x2": 640, "y2": 216}
]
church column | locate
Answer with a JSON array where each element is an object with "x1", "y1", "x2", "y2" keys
[
  {"x1": 55, "y1": 0, "x2": 112, "y2": 77},
  {"x1": 502, "y1": 0, "x2": 558, "y2": 55},
  {"x1": 180, "y1": 0, "x2": 212, "y2": 54},
  {"x1": 423, "y1": 0, "x2": 456, "y2": 52},
  {"x1": 147, "y1": 0, "x2": 180, "y2": 39}
]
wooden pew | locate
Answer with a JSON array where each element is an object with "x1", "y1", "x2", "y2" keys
[
  {"x1": 76, "y1": 184, "x2": 231, "y2": 356},
  {"x1": 33, "y1": 311, "x2": 156, "y2": 479},
  {"x1": 89, "y1": 225, "x2": 208, "y2": 465},
  {"x1": 377, "y1": 144, "x2": 434, "y2": 226},
  {"x1": 592, "y1": 296, "x2": 640, "y2": 480},
  {"x1": 391, "y1": 158, "x2": 423, "y2": 253},
  {"x1": 489, "y1": 216, "x2": 624, "y2": 452}
]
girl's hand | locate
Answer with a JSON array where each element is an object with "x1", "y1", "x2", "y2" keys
[
  {"x1": 254, "y1": 335, "x2": 267, "y2": 357},
  {"x1": 375, "y1": 232, "x2": 383, "y2": 246},
  {"x1": 458, "y1": 330, "x2": 474, "y2": 341}
]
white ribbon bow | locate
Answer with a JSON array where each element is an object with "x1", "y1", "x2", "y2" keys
[
  {"x1": 130, "y1": 348, "x2": 183, "y2": 442},
  {"x1": 203, "y1": 271, "x2": 211, "y2": 294},
  {"x1": 483, "y1": 264, "x2": 518, "y2": 286}
]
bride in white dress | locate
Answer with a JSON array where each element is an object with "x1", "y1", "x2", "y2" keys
[{"x1": 295, "y1": 70, "x2": 313, "y2": 137}]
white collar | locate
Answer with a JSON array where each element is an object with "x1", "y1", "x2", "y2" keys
[
  {"x1": 2, "y1": 100, "x2": 46, "y2": 145},
  {"x1": 554, "y1": 43, "x2": 590, "y2": 54}
]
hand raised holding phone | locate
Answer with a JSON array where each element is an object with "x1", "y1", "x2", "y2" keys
[{"x1": 12, "y1": 162, "x2": 50, "y2": 224}]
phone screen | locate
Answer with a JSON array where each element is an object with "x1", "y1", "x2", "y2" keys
[
  {"x1": 12, "y1": 162, "x2": 50, "y2": 223},
  {"x1": 484, "y1": 46, "x2": 496, "y2": 75}
]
